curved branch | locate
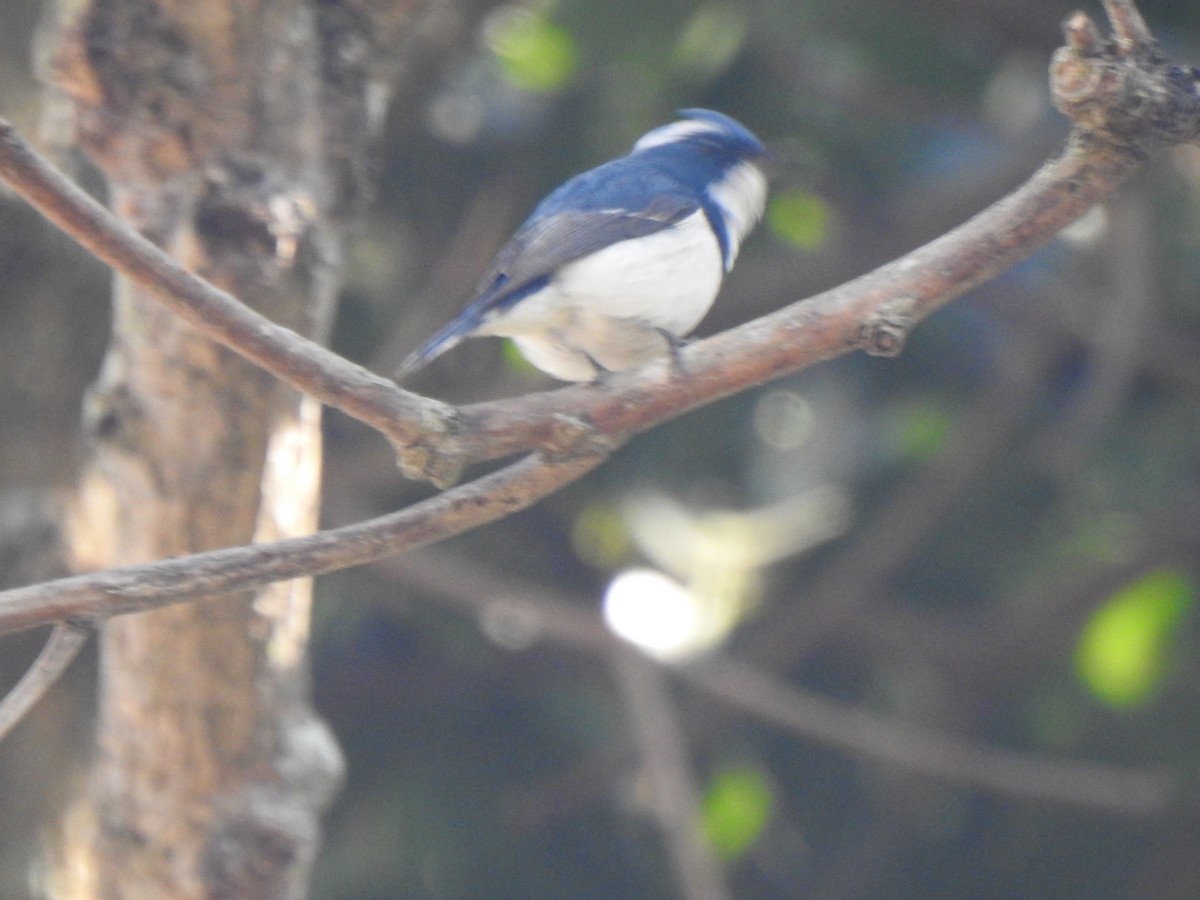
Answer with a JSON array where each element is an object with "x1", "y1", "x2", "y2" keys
[
  {"x1": 384, "y1": 0, "x2": 1200, "y2": 467},
  {"x1": 0, "y1": 451, "x2": 604, "y2": 637},
  {"x1": 0, "y1": 120, "x2": 442, "y2": 454},
  {"x1": 0, "y1": 1, "x2": 1188, "y2": 626},
  {"x1": 1103, "y1": 0, "x2": 1154, "y2": 52},
  {"x1": 677, "y1": 657, "x2": 1170, "y2": 815},
  {"x1": 0, "y1": 0, "x2": 1194, "y2": 737},
  {"x1": 1, "y1": 3, "x2": 1195, "y2": 487},
  {"x1": 446, "y1": 138, "x2": 1137, "y2": 463}
]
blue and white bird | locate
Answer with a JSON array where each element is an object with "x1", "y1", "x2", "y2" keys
[{"x1": 397, "y1": 109, "x2": 769, "y2": 383}]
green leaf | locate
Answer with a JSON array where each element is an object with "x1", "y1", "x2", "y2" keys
[
  {"x1": 1075, "y1": 568, "x2": 1194, "y2": 708},
  {"x1": 671, "y1": 4, "x2": 749, "y2": 79},
  {"x1": 571, "y1": 502, "x2": 632, "y2": 570},
  {"x1": 490, "y1": 12, "x2": 579, "y2": 93},
  {"x1": 889, "y1": 399, "x2": 953, "y2": 462},
  {"x1": 701, "y1": 765, "x2": 773, "y2": 861},
  {"x1": 766, "y1": 189, "x2": 829, "y2": 250}
]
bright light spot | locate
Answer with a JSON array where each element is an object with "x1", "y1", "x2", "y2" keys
[
  {"x1": 622, "y1": 486, "x2": 852, "y2": 580},
  {"x1": 608, "y1": 490, "x2": 854, "y2": 661},
  {"x1": 604, "y1": 568, "x2": 711, "y2": 660},
  {"x1": 752, "y1": 389, "x2": 813, "y2": 450},
  {"x1": 1059, "y1": 204, "x2": 1108, "y2": 246}
]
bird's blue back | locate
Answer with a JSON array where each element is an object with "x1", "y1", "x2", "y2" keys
[
  {"x1": 473, "y1": 138, "x2": 751, "y2": 315},
  {"x1": 395, "y1": 109, "x2": 767, "y2": 381}
]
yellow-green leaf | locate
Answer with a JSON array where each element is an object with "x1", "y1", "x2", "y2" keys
[
  {"x1": 489, "y1": 12, "x2": 578, "y2": 94},
  {"x1": 572, "y1": 503, "x2": 632, "y2": 570},
  {"x1": 671, "y1": 4, "x2": 749, "y2": 79},
  {"x1": 1075, "y1": 568, "x2": 1193, "y2": 708},
  {"x1": 889, "y1": 399, "x2": 954, "y2": 462},
  {"x1": 701, "y1": 765, "x2": 773, "y2": 861},
  {"x1": 767, "y1": 189, "x2": 829, "y2": 250}
]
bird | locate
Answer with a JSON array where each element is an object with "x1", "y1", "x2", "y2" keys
[{"x1": 396, "y1": 109, "x2": 769, "y2": 384}]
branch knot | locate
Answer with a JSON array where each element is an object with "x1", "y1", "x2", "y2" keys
[
  {"x1": 1052, "y1": 10, "x2": 1200, "y2": 150},
  {"x1": 860, "y1": 296, "x2": 919, "y2": 357},
  {"x1": 394, "y1": 400, "x2": 464, "y2": 488}
]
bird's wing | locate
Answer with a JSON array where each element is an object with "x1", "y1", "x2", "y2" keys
[
  {"x1": 395, "y1": 165, "x2": 696, "y2": 379},
  {"x1": 470, "y1": 192, "x2": 698, "y2": 316}
]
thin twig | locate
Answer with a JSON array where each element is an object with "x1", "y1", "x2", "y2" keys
[
  {"x1": 382, "y1": 549, "x2": 1172, "y2": 816},
  {"x1": 0, "y1": 623, "x2": 89, "y2": 741},
  {"x1": 676, "y1": 658, "x2": 1170, "y2": 815},
  {"x1": 1104, "y1": 0, "x2": 1155, "y2": 51},
  {"x1": 612, "y1": 646, "x2": 732, "y2": 900}
]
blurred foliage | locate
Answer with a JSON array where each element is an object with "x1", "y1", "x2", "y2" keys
[
  {"x1": 488, "y1": 7, "x2": 580, "y2": 93},
  {"x1": 766, "y1": 187, "x2": 831, "y2": 250},
  {"x1": 670, "y1": 3, "x2": 751, "y2": 79},
  {"x1": 882, "y1": 396, "x2": 956, "y2": 463},
  {"x1": 1075, "y1": 568, "x2": 1194, "y2": 707},
  {"x1": 571, "y1": 500, "x2": 634, "y2": 570},
  {"x1": 701, "y1": 764, "x2": 774, "y2": 862},
  {"x1": 4, "y1": 0, "x2": 1200, "y2": 899}
]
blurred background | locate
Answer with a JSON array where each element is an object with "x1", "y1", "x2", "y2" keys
[{"x1": 4, "y1": 0, "x2": 1200, "y2": 897}]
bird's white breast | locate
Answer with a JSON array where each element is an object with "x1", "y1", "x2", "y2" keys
[
  {"x1": 551, "y1": 209, "x2": 724, "y2": 331},
  {"x1": 474, "y1": 210, "x2": 724, "y2": 380}
]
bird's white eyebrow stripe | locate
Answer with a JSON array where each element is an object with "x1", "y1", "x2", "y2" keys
[{"x1": 632, "y1": 120, "x2": 721, "y2": 152}]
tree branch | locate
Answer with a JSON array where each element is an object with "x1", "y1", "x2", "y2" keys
[
  {"x1": 0, "y1": 451, "x2": 603, "y2": 637},
  {"x1": 677, "y1": 657, "x2": 1170, "y2": 816},
  {"x1": 2, "y1": 1, "x2": 1195, "y2": 488},
  {"x1": 444, "y1": 141, "x2": 1136, "y2": 463},
  {"x1": 612, "y1": 646, "x2": 732, "y2": 900},
  {"x1": 0, "y1": 0, "x2": 1186, "y2": 618},
  {"x1": 0, "y1": 0, "x2": 1196, "y2": 737},
  {"x1": 0, "y1": 119, "x2": 443, "y2": 466}
]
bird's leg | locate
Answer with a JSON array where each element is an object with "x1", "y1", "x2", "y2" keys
[
  {"x1": 657, "y1": 328, "x2": 691, "y2": 374},
  {"x1": 586, "y1": 351, "x2": 613, "y2": 385}
]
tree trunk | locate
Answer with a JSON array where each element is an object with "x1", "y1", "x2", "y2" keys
[{"x1": 41, "y1": 1, "x2": 425, "y2": 895}]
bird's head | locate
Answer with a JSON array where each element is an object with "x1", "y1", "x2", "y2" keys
[
  {"x1": 631, "y1": 109, "x2": 769, "y2": 271},
  {"x1": 633, "y1": 108, "x2": 768, "y2": 163}
]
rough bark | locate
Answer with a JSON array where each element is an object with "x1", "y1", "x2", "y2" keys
[{"x1": 42, "y1": 1, "x2": 424, "y2": 895}]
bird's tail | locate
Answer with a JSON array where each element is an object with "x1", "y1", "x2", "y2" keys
[{"x1": 394, "y1": 315, "x2": 477, "y2": 382}]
